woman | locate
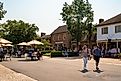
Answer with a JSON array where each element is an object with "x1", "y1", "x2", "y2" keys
[{"x1": 82, "y1": 45, "x2": 90, "y2": 70}]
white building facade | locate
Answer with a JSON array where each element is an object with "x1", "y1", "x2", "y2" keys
[
  {"x1": 97, "y1": 23, "x2": 121, "y2": 41},
  {"x1": 96, "y1": 13, "x2": 121, "y2": 50}
]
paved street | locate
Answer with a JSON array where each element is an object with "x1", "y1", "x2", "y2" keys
[{"x1": 0, "y1": 56, "x2": 121, "y2": 81}]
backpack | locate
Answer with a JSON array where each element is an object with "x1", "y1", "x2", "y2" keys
[{"x1": 93, "y1": 48, "x2": 101, "y2": 57}]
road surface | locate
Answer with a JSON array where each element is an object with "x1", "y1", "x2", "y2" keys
[{"x1": 1, "y1": 57, "x2": 121, "y2": 81}]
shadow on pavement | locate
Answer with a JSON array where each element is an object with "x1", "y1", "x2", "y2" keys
[
  {"x1": 79, "y1": 69, "x2": 89, "y2": 73},
  {"x1": 93, "y1": 69, "x2": 104, "y2": 73},
  {"x1": 63, "y1": 56, "x2": 81, "y2": 60},
  {"x1": 18, "y1": 59, "x2": 38, "y2": 62}
]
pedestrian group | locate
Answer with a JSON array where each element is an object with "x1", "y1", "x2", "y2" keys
[{"x1": 81, "y1": 44, "x2": 102, "y2": 71}]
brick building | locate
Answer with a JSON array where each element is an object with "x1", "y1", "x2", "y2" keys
[{"x1": 51, "y1": 25, "x2": 71, "y2": 50}]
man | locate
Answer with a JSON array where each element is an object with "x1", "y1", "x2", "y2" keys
[{"x1": 92, "y1": 46, "x2": 102, "y2": 70}]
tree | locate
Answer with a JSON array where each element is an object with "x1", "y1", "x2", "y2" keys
[
  {"x1": 86, "y1": 24, "x2": 97, "y2": 48},
  {"x1": 0, "y1": 20, "x2": 39, "y2": 44},
  {"x1": 0, "y1": 2, "x2": 7, "y2": 20},
  {"x1": 41, "y1": 39, "x2": 51, "y2": 48},
  {"x1": 60, "y1": 0, "x2": 93, "y2": 50}
]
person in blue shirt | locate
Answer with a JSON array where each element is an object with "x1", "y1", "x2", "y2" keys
[{"x1": 92, "y1": 45, "x2": 102, "y2": 70}]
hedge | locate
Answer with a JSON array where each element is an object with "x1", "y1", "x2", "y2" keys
[
  {"x1": 44, "y1": 53, "x2": 51, "y2": 56},
  {"x1": 51, "y1": 51, "x2": 63, "y2": 57},
  {"x1": 67, "y1": 52, "x2": 79, "y2": 57},
  {"x1": 41, "y1": 50, "x2": 51, "y2": 55},
  {"x1": 50, "y1": 51, "x2": 79, "y2": 57}
]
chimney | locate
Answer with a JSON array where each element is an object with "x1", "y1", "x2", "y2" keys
[
  {"x1": 41, "y1": 32, "x2": 46, "y2": 37},
  {"x1": 99, "y1": 19, "x2": 104, "y2": 23}
]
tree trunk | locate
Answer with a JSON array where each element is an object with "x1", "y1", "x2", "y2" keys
[
  {"x1": 76, "y1": 39, "x2": 79, "y2": 52},
  {"x1": 88, "y1": 23, "x2": 92, "y2": 48},
  {"x1": 88, "y1": 34, "x2": 92, "y2": 48}
]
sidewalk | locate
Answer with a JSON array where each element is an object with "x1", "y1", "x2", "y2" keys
[{"x1": 0, "y1": 64, "x2": 37, "y2": 81}]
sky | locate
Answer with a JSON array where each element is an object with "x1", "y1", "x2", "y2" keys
[{"x1": 0, "y1": 0, "x2": 121, "y2": 35}]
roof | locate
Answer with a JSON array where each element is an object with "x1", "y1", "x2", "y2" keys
[
  {"x1": 51, "y1": 25, "x2": 68, "y2": 34},
  {"x1": 81, "y1": 33, "x2": 96, "y2": 42},
  {"x1": 41, "y1": 35, "x2": 51, "y2": 39},
  {"x1": 96, "y1": 13, "x2": 121, "y2": 27}
]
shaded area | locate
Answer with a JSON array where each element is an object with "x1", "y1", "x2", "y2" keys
[
  {"x1": 93, "y1": 69, "x2": 104, "y2": 73},
  {"x1": 18, "y1": 59, "x2": 38, "y2": 62},
  {"x1": 79, "y1": 69, "x2": 89, "y2": 73}
]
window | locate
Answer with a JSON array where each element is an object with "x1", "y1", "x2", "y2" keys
[
  {"x1": 102, "y1": 27, "x2": 108, "y2": 34},
  {"x1": 115, "y1": 25, "x2": 121, "y2": 33},
  {"x1": 58, "y1": 34, "x2": 60, "y2": 40},
  {"x1": 53, "y1": 35, "x2": 55, "y2": 41},
  {"x1": 63, "y1": 34, "x2": 66, "y2": 40}
]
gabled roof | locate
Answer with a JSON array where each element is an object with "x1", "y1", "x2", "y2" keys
[
  {"x1": 96, "y1": 13, "x2": 121, "y2": 27},
  {"x1": 41, "y1": 35, "x2": 51, "y2": 39},
  {"x1": 81, "y1": 33, "x2": 96, "y2": 42},
  {"x1": 51, "y1": 25, "x2": 68, "y2": 34}
]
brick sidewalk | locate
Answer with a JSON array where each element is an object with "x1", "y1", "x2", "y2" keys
[{"x1": 0, "y1": 64, "x2": 37, "y2": 81}]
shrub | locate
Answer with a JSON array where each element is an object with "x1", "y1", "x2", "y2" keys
[
  {"x1": 67, "y1": 52, "x2": 79, "y2": 57},
  {"x1": 41, "y1": 50, "x2": 51, "y2": 55},
  {"x1": 117, "y1": 53, "x2": 121, "y2": 60},
  {"x1": 51, "y1": 51, "x2": 63, "y2": 57},
  {"x1": 44, "y1": 53, "x2": 51, "y2": 56}
]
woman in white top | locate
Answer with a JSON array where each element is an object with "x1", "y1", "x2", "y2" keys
[{"x1": 82, "y1": 45, "x2": 90, "y2": 70}]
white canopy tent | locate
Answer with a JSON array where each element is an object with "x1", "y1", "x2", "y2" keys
[
  {"x1": 17, "y1": 42, "x2": 30, "y2": 46},
  {"x1": 28, "y1": 40, "x2": 43, "y2": 45},
  {"x1": 3, "y1": 44, "x2": 13, "y2": 47},
  {"x1": 0, "y1": 38, "x2": 12, "y2": 44}
]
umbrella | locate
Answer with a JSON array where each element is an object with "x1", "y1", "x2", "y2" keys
[
  {"x1": 17, "y1": 42, "x2": 30, "y2": 46},
  {"x1": 0, "y1": 38, "x2": 12, "y2": 44},
  {"x1": 3, "y1": 44, "x2": 13, "y2": 47},
  {"x1": 28, "y1": 40, "x2": 43, "y2": 45}
]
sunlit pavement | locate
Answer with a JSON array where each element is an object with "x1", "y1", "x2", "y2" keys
[{"x1": 0, "y1": 56, "x2": 121, "y2": 81}]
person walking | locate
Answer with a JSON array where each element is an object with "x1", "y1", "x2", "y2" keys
[
  {"x1": 36, "y1": 49, "x2": 43, "y2": 60},
  {"x1": 92, "y1": 46, "x2": 102, "y2": 70},
  {"x1": 81, "y1": 45, "x2": 90, "y2": 71},
  {"x1": 0, "y1": 46, "x2": 3, "y2": 62}
]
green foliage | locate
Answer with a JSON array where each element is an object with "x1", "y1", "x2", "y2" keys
[
  {"x1": 41, "y1": 50, "x2": 51, "y2": 54},
  {"x1": 41, "y1": 39, "x2": 51, "y2": 48},
  {"x1": 0, "y1": 2, "x2": 7, "y2": 20},
  {"x1": 68, "y1": 52, "x2": 79, "y2": 56},
  {"x1": 118, "y1": 53, "x2": 121, "y2": 58},
  {"x1": 60, "y1": 0, "x2": 94, "y2": 48},
  {"x1": 50, "y1": 51, "x2": 79, "y2": 57},
  {"x1": 85, "y1": 24, "x2": 97, "y2": 47},
  {"x1": 51, "y1": 51, "x2": 63, "y2": 57},
  {"x1": 43, "y1": 53, "x2": 51, "y2": 56},
  {"x1": 0, "y1": 20, "x2": 39, "y2": 44}
]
